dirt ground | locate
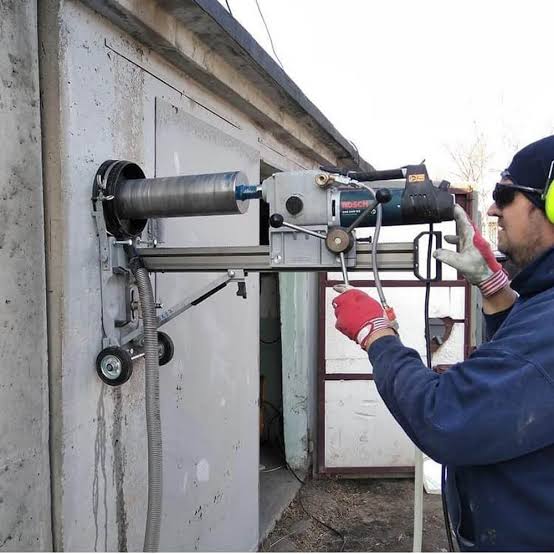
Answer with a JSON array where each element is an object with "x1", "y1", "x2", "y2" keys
[{"x1": 260, "y1": 478, "x2": 448, "y2": 552}]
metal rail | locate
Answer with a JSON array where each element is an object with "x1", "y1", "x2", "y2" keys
[{"x1": 137, "y1": 242, "x2": 415, "y2": 272}]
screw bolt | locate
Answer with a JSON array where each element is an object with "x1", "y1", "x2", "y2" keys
[{"x1": 315, "y1": 173, "x2": 331, "y2": 188}]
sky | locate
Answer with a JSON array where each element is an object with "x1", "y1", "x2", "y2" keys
[{"x1": 216, "y1": 0, "x2": 554, "y2": 214}]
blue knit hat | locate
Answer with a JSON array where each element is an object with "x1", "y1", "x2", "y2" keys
[{"x1": 505, "y1": 135, "x2": 554, "y2": 209}]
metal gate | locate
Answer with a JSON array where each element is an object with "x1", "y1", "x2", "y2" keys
[{"x1": 317, "y1": 191, "x2": 474, "y2": 476}]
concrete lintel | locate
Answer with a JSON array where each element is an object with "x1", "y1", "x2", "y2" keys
[{"x1": 79, "y1": 0, "x2": 372, "y2": 171}]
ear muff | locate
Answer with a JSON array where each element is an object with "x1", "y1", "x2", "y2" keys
[
  {"x1": 543, "y1": 161, "x2": 554, "y2": 224},
  {"x1": 544, "y1": 180, "x2": 554, "y2": 224}
]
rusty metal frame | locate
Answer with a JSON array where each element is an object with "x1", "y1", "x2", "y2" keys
[
  {"x1": 316, "y1": 190, "x2": 474, "y2": 477},
  {"x1": 320, "y1": 466, "x2": 415, "y2": 478}
]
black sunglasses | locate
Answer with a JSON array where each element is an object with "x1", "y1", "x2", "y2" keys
[{"x1": 492, "y1": 183, "x2": 542, "y2": 209}]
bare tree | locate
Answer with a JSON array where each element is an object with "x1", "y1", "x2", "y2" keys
[
  {"x1": 445, "y1": 126, "x2": 495, "y2": 243},
  {"x1": 448, "y1": 128, "x2": 491, "y2": 199},
  {"x1": 448, "y1": 130, "x2": 490, "y2": 186}
]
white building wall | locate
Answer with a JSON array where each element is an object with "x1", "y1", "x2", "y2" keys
[
  {"x1": 37, "y1": 0, "x2": 322, "y2": 550},
  {"x1": 0, "y1": 1, "x2": 51, "y2": 550},
  {"x1": 154, "y1": 101, "x2": 260, "y2": 551}
]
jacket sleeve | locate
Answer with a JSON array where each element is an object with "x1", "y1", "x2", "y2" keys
[
  {"x1": 368, "y1": 335, "x2": 554, "y2": 466},
  {"x1": 483, "y1": 305, "x2": 513, "y2": 340}
]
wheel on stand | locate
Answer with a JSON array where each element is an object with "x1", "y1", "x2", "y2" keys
[
  {"x1": 96, "y1": 347, "x2": 133, "y2": 386},
  {"x1": 157, "y1": 332, "x2": 174, "y2": 366}
]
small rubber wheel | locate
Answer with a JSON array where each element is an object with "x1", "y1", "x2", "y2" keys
[
  {"x1": 157, "y1": 332, "x2": 174, "y2": 366},
  {"x1": 96, "y1": 347, "x2": 133, "y2": 386}
]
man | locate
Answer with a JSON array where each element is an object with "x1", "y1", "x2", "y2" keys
[{"x1": 333, "y1": 135, "x2": 554, "y2": 551}]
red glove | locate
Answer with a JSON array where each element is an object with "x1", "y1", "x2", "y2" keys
[{"x1": 333, "y1": 289, "x2": 393, "y2": 348}]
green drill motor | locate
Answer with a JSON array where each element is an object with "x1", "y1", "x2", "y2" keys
[
  {"x1": 259, "y1": 163, "x2": 456, "y2": 230},
  {"x1": 328, "y1": 164, "x2": 455, "y2": 228}
]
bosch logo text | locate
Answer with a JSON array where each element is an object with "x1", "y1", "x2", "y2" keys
[{"x1": 341, "y1": 200, "x2": 370, "y2": 209}]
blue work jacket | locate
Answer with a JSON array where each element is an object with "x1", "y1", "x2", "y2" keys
[{"x1": 368, "y1": 246, "x2": 554, "y2": 551}]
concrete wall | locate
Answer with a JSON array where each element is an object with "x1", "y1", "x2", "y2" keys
[
  {"x1": 36, "y1": 0, "x2": 325, "y2": 550},
  {"x1": 280, "y1": 273, "x2": 319, "y2": 473},
  {"x1": 0, "y1": 0, "x2": 349, "y2": 548},
  {"x1": 155, "y1": 102, "x2": 261, "y2": 551},
  {"x1": 0, "y1": 1, "x2": 51, "y2": 550}
]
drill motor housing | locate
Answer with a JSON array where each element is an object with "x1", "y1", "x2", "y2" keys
[
  {"x1": 261, "y1": 163, "x2": 455, "y2": 270},
  {"x1": 262, "y1": 164, "x2": 455, "y2": 229}
]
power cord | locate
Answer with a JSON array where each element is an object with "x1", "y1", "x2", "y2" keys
[
  {"x1": 288, "y1": 469, "x2": 347, "y2": 553},
  {"x1": 261, "y1": 401, "x2": 346, "y2": 551},
  {"x1": 441, "y1": 465, "x2": 454, "y2": 552},
  {"x1": 260, "y1": 399, "x2": 282, "y2": 445},
  {"x1": 260, "y1": 336, "x2": 281, "y2": 345},
  {"x1": 423, "y1": 225, "x2": 454, "y2": 553},
  {"x1": 424, "y1": 225, "x2": 433, "y2": 366},
  {"x1": 348, "y1": 139, "x2": 361, "y2": 169},
  {"x1": 254, "y1": 0, "x2": 285, "y2": 69}
]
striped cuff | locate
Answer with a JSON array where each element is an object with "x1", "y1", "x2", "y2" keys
[
  {"x1": 356, "y1": 317, "x2": 393, "y2": 346},
  {"x1": 478, "y1": 268, "x2": 509, "y2": 297}
]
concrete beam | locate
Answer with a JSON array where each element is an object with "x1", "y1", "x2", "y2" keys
[
  {"x1": 0, "y1": 0, "x2": 51, "y2": 549},
  {"x1": 79, "y1": 0, "x2": 373, "y2": 171}
]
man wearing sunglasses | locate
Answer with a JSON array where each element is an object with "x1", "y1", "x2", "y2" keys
[{"x1": 333, "y1": 135, "x2": 554, "y2": 551}]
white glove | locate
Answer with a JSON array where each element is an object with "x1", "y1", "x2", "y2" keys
[{"x1": 433, "y1": 205, "x2": 508, "y2": 297}]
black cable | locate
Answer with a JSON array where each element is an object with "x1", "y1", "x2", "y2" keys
[
  {"x1": 260, "y1": 400, "x2": 282, "y2": 444},
  {"x1": 225, "y1": 0, "x2": 233, "y2": 17},
  {"x1": 262, "y1": 401, "x2": 346, "y2": 551},
  {"x1": 284, "y1": 464, "x2": 346, "y2": 552},
  {"x1": 423, "y1": 225, "x2": 454, "y2": 552},
  {"x1": 261, "y1": 399, "x2": 282, "y2": 418},
  {"x1": 441, "y1": 465, "x2": 454, "y2": 552},
  {"x1": 348, "y1": 139, "x2": 361, "y2": 169},
  {"x1": 254, "y1": 0, "x2": 285, "y2": 69},
  {"x1": 424, "y1": 225, "x2": 433, "y2": 367},
  {"x1": 260, "y1": 336, "x2": 281, "y2": 345},
  {"x1": 294, "y1": 477, "x2": 345, "y2": 548}
]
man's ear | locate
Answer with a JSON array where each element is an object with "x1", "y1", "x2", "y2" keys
[
  {"x1": 525, "y1": 198, "x2": 543, "y2": 217},
  {"x1": 535, "y1": 208, "x2": 553, "y2": 229},
  {"x1": 532, "y1": 203, "x2": 550, "y2": 220}
]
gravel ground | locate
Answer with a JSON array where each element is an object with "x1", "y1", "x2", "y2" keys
[{"x1": 260, "y1": 478, "x2": 448, "y2": 552}]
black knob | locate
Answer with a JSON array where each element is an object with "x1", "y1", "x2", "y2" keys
[
  {"x1": 376, "y1": 188, "x2": 392, "y2": 204},
  {"x1": 269, "y1": 213, "x2": 284, "y2": 228},
  {"x1": 285, "y1": 195, "x2": 304, "y2": 215}
]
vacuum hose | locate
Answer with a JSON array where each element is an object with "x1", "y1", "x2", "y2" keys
[{"x1": 129, "y1": 255, "x2": 163, "y2": 552}]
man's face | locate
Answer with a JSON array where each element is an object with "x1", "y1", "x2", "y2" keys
[{"x1": 487, "y1": 178, "x2": 545, "y2": 268}]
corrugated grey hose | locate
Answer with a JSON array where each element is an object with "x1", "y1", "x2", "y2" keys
[{"x1": 130, "y1": 256, "x2": 162, "y2": 552}]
